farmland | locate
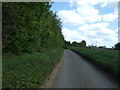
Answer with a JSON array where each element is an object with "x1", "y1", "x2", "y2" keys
[{"x1": 71, "y1": 47, "x2": 119, "y2": 77}]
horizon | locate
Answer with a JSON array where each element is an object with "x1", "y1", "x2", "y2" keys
[{"x1": 51, "y1": 0, "x2": 119, "y2": 48}]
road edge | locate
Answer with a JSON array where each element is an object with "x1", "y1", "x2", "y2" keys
[
  {"x1": 40, "y1": 51, "x2": 64, "y2": 88},
  {"x1": 71, "y1": 49, "x2": 120, "y2": 87}
]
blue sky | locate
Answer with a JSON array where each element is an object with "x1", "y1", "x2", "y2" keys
[{"x1": 51, "y1": 0, "x2": 118, "y2": 48}]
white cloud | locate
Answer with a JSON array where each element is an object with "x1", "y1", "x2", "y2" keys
[
  {"x1": 101, "y1": 9, "x2": 118, "y2": 22},
  {"x1": 52, "y1": 0, "x2": 119, "y2": 2},
  {"x1": 57, "y1": 0, "x2": 118, "y2": 26},
  {"x1": 76, "y1": 0, "x2": 100, "y2": 6},
  {"x1": 102, "y1": 13, "x2": 117, "y2": 22},
  {"x1": 56, "y1": 0, "x2": 118, "y2": 47},
  {"x1": 62, "y1": 28, "x2": 87, "y2": 42},
  {"x1": 57, "y1": 6, "x2": 101, "y2": 25},
  {"x1": 71, "y1": 0, "x2": 119, "y2": 7},
  {"x1": 76, "y1": 6, "x2": 101, "y2": 23},
  {"x1": 57, "y1": 10, "x2": 84, "y2": 25},
  {"x1": 62, "y1": 23, "x2": 118, "y2": 47},
  {"x1": 69, "y1": 0, "x2": 75, "y2": 7}
]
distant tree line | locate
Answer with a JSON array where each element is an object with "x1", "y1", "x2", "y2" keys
[
  {"x1": 64, "y1": 39, "x2": 120, "y2": 50},
  {"x1": 64, "y1": 40, "x2": 86, "y2": 49},
  {"x1": 2, "y1": 2, "x2": 64, "y2": 54}
]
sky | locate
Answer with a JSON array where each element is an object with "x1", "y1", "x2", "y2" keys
[{"x1": 50, "y1": 0, "x2": 119, "y2": 48}]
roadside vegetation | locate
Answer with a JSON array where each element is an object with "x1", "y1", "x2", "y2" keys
[
  {"x1": 3, "y1": 48, "x2": 63, "y2": 88},
  {"x1": 64, "y1": 40, "x2": 120, "y2": 78},
  {"x1": 2, "y1": 2, "x2": 120, "y2": 88},
  {"x1": 71, "y1": 47, "x2": 119, "y2": 77},
  {"x1": 2, "y1": 2, "x2": 64, "y2": 88}
]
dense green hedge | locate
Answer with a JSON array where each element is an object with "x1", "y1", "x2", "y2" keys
[
  {"x1": 3, "y1": 48, "x2": 63, "y2": 88},
  {"x1": 2, "y1": 2, "x2": 65, "y2": 88},
  {"x1": 71, "y1": 48, "x2": 119, "y2": 77},
  {"x1": 2, "y1": 2, "x2": 64, "y2": 54}
]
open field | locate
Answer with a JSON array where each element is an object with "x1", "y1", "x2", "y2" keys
[
  {"x1": 2, "y1": 48, "x2": 63, "y2": 88},
  {"x1": 71, "y1": 47, "x2": 119, "y2": 77}
]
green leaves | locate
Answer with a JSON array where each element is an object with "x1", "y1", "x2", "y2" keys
[
  {"x1": 2, "y1": 2, "x2": 64, "y2": 54},
  {"x1": 3, "y1": 48, "x2": 63, "y2": 88},
  {"x1": 2, "y1": 2, "x2": 64, "y2": 88}
]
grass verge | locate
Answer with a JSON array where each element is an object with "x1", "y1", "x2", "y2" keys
[
  {"x1": 71, "y1": 47, "x2": 119, "y2": 77},
  {"x1": 2, "y1": 48, "x2": 63, "y2": 88}
]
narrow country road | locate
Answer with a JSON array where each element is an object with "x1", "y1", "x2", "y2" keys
[{"x1": 54, "y1": 50, "x2": 118, "y2": 88}]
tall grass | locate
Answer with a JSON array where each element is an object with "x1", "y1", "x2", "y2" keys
[
  {"x1": 71, "y1": 47, "x2": 119, "y2": 77},
  {"x1": 3, "y1": 48, "x2": 63, "y2": 88}
]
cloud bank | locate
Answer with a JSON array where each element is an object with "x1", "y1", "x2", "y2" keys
[{"x1": 57, "y1": 0, "x2": 118, "y2": 47}]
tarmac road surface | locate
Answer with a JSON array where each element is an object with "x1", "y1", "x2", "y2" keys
[{"x1": 54, "y1": 50, "x2": 118, "y2": 88}]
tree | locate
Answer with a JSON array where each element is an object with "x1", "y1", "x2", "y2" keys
[
  {"x1": 114, "y1": 43, "x2": 120, "y2": 50},
  {"x1": 79, "y1": 40, "x2": 86, "y2": 47},
  {"x1": 2, "y1": 2, "x2": 64, "y2": 54},
  {"x1": 98, "y1": 46, "x2": 106, "y2": 49},
  {"x1": 71, "y1": 41, "x2": 79, "y2": 47},
  {"x1": 63, "y1": 40, "x2": 71, "y2": 49}
]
